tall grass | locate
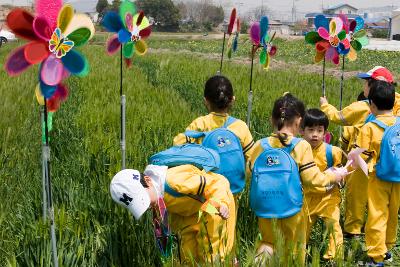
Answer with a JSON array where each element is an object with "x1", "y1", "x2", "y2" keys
[{"x1": 0, "y1": 40, "x2": 398, "y2": 266}]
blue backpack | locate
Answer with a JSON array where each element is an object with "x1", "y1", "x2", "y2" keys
[
  {"x1": 149, "y1": 143, "x2": 220, "y2": 172},
  {"x1": 185, "y1": 116, "x2": 246, "y2": 194},
  {"x1": 371, "y1": 118, "x2": 400, "y2": 182},
  {"x1": 325, "y1": 143, "x2": 334, "y2": 169},
  {"x1": 250, "y1": 137, "x2": 303, "y2": 219}
]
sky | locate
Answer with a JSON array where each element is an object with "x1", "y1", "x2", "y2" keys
[{"x1": 1, "y1": 0, "x2": 398, "y2": 14}]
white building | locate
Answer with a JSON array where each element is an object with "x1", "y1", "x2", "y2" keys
[{"x1": 391, "y1": 8, "x2": 400, "y2": 40}]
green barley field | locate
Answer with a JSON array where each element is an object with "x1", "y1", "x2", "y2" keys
[{"x1": 1, "y1": 34, "x2": 400, "y2": 266}]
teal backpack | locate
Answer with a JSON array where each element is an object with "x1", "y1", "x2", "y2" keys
[
  {"x1": 371, "y1": 117, "x2": 400, "y2": 182},
  {"x1": 185, "y1": 116, "x2": 246, "y2": 194},
  {"x1": 150, "y1": 143, "x2": 220, "y2": 172},
  {"x1": 250, "y1": 137, "x2": 303, "y2": 219}
]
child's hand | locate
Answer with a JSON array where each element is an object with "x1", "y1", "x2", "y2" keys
[
  {"x1": 218, "y1": 205, "x2": 229, "y2": 220},
  {"x1": 320, "y1": 97, "x2": 328, "y2": 106},
  {"x1": 330, "y1": 166, "x2": 350, "y2": 184}
]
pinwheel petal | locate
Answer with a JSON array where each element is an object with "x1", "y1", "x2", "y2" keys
[
  {"x1": 35, "y1": 83, "x2": 45, "y2": 105},
  {"x1": 347, "y1": 46, "x2": 358, "y2": 61},
  {"x1": 39, "y1": 78, "x2": 57, "y2": 99},
  {"x1": 326, "y1": 46, "x2": 339, "y2": 65},
  {"x1": 5, "y1": 45, "x2": 32, "y2": 76},
  {"x1": 118, "y1": 29, "x2": 131, "y2": 43},
  {"x1": 250, "y1": 22, "x2": 261, "y2": 46},
  {"x1": 350, "y1": 20, "x2": 357, "y2": 32},
  {"x1": 133, "y1": 13, "x2": 150, "y2": 30},
  {"x1": 233, "y1": 34, "x2": 239, "y2": 52},
  {"x1": 341, "y1": 38, "x2": 351, "y2": 49},
  {"x1": 41, "y1": 54, "x2": 64, "y2": 86},
  {"x1": 125, "y1": 13, "x2": 134, "y2": 32},
  {"x1": 139, "y1": 26, "x2": 152, "y2": 39},
  {"x1": 338, "y1": 14, "x2": 349, "y2": 33},
  {"x1": 33, "y1": 16, "x2": 53, "y2": 41},
  {"x1": 227, "y1": 8, "x2": 237, "y2": 34},
  {"x1": 315, "y1": 14, "x2": 329, "y2": 31},
  {"x1": 269, "y1": 45, "x2": 277, "y2": 56},
  {"x1": 57, "y1": 4, "x2": 74, "y2": 32},
  {"x1": 125, "y1": 58, "x2": 132, "y2": 68},
  {"x1": 358, "y1": 36, "x2": 369, "y2": 47},
  {"x1": 24, "y1": 41, "x2": 50, "y2": 64},
  {"x1": 135, "y1": 40, "x2": 148, "y2": 55},
  {"x1": 260, "y1": 49, "x2": 267, "y2": 65},
  {"x1": 260, "y1": 16, "x2": 269, "y2": 42},
  {"x1": 67, "y1": 28, "x2": 91, "y2": 47},
  {"x1": 119, "y1": 0, "x2": 136, "y2": 29},
  {"x1": 102, "y1": 11, "x2": 124, "y2": 33},
  {"x1": 355, "y1": 17, "x2": 364, "y2": 32},
  {"x1": 337, "y1": 43, "x2": 350, "y2": 55},
  {"x1": 315, "y1": 51, "x2": 325, "y2": 63},
  {"x1": 353, "y1": 29, "x2": 367, "y2": 39},
  {"x1": 227, "y1": 48, "x2": 232, "y2": 59},
  {"x1": 136, "y1": 11, "x2": 145, "y2": 26},
  {"x1": 305, "y1": 31, "x2": 322, "y2": 44},
  {"x1": 351, "y1": 40, "x2": 362, "y2": 51},
  {"x1": 316, "y1": 40, "x2": 330, "y2": 53},
  {"x1": 318, "y1": 27, "x2": 330, "y2": 40},
  {"x1": 6, "y1": 9, "x2": 38, "y2": 41},
  {"x1": 338, "y1": 30, "x2": 347, "y2": 41},
  {"x1": 123, "y1": 42, "x2": 135, "y2": 58},
  {"x1": 35, "y1": 0, "x2": 62, "y2": 28},
  {"x1": 55, "y1": 83, "x2": 69, "y2": 102},
  {"x1": 64, "y1": 14, "x2": 95, "y2": 39},
  {"x1": 61, "y1": 49, "x2": 88, "y2": 76},
  {"x1": 263, "y1": 54, "x2": 271, "y2": 70},
  {"x1": 107, "y1": 35, "x2": 121, "y2": 55},
  {"x1": 330, "y1": 17, "x2": 343, "y2": 35}
]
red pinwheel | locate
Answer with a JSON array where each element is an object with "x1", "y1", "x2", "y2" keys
[
  {"x1": 226, "y1": 9, "x2": 240, "y2": 59},
  {"x1": 5, "y1": 1, "x2": 94, "y2": 111},
  {"x1": 250, "y1": 16, "x2": 277, "y2": 70},
  {"x1": 103, "y1": 0, "x2": 152, "y2": 67}
]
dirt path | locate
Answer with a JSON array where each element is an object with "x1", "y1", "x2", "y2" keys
[{"x1": 149, "y1": 47, "x2": 359, "y2": 79}]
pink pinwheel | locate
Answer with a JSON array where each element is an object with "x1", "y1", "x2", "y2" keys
[
  {"x1": 103, "y1": 0, "x2": 152, "y2": 67},
  {"x1": 5, "y1": 0, "x2": 94, "y2": 111}
]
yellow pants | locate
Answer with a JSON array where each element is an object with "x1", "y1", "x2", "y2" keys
[
  {"x1": 258, "y1": 209, "x2": 306, "y2": 265},
  {"x1": 305, "y1": 187, "x2": 343, "y2": 259},
  {"x1": 344, "y1": 168, "x2": 368, "y2": 234},
  {"x1": 170, "y1": 193, "x2": 236, "y2": 265},
  {"x1": 365, "y1": 176, "x2": 400, "y2": 262}
]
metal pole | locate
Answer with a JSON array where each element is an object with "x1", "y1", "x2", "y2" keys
[
  {"x1": 247, "y1": 45, "x2": 256, "y2": 128},
  {"x1": 44, "y1": 99, "x2": 58, "y2": 267},
  {"x1": 322, "y1": 56, "x2": 326, "y2": 97},
  {"x1": 120, "y1": 46, "x2": 126, "y2": 170},
  {"x1": 219, "y1": 32, "x2": 226, "y2": 74},
  {"x1": 339, "y1": 55, "x2": 345, "y2": 139},
  {"x1": 41, "y1": 108, "x2": 47, "y2": 221}
]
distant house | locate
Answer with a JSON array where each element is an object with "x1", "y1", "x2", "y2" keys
[
  {"x1": 365, "y1": 17, "x2": 390, "y2": 30},
  {"x1": 323, "y1": 4, "x2": 358, "y2": 15},
  {"x1": 391, "y1": 8, "x2": 400, "y2": 40},
  {"x1": 269, "y1": 20, "x2": 291, "y2": 35}
]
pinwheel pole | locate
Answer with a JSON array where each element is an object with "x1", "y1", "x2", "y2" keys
[
  {"x1": 43, "y1": 99, "x2": 59, "y2": 267},
  {"x1": 219, "y1": 31, "x2": 226, "y2": 74},
  {"x1": 339, "y1": 55, "x2": 345, "y2": 110},
  {"x1": 322, "y1": 56, "x2": 326, "y2": 97},
  {"x1": 41, "y1": 108, "x2": 48, "y2": 220},
  {"x1": 247, "y1": 45, "x2": 256, "y2": 128},
  {"x1": 120, "y1": 46, "x2": 126, "y2": 170}
]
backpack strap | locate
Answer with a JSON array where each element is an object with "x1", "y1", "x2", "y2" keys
[
  {"x1": 184, "y1": 116, "x2": 237, "y2": 139},
  {"x1": 284, "y1": 137, "x2": 301, "y2": 154},
  {"x1": 371, "y1": 119, "x2": 388, "y2": 130},
  {"x1": 260, "y1": 138, "x2": 272, "y2": 150},
  {"x1": 223, "y1": 116, "x2": 237, "y2": 128},
  {"x1": 325, "y1": 143, "x2": 334, "y2": 168}
]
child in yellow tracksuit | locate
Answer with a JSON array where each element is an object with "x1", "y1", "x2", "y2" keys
[
  {"x1": 353, "y1": 81, "x2": 399, "y2": 265},
  {"x1": 320, "y1": 66, "x2": 399, "y2": 237},
  {"x1": 248, "y1": 94, "x2": 348, "y2": 265},
  {"x1": 301, "y1": 109, "x2": 343, "y2": 260},
  {"x1": 174, "y1": 75, "x2": 254, "y2": 197},
  {"x1": 110, "y1": 164, "x2": 236, "y2": 265}
]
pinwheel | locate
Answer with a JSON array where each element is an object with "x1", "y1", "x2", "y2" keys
[
  {"x1": 102, "y1": 0, "x2": 152, "y2": 170},
  {"x1": 5, "y1": 4, "x2": 94, "y2": 111},
  {"x1": 247, "y1": 16, "x2": 277, "y2": 128},
  {"x1": 347, "y1": 16, "x2": 369, "y2": 61},
  {"x1": 102, "y1": 0, "x2": 151, "y2": 67},
  {"x1": 219, "y1": 8, "x2": 240, "y2": 73},
  {"x1": 4, "y1": 2, "x2": 94, "y2": 265}
]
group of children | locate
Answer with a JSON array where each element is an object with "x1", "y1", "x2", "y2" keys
[{"x1": 110, "y1": 66, "x2": 400, "y2": 266}]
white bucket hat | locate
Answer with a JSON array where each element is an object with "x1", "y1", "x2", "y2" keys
[{"x1": 110, "y1": 169, "x2": 150, "y2": 220}]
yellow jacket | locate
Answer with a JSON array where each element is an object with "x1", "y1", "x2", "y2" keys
[
  {"x1": 164, "y1": 165, "x2": 233, "y2": 217},
  {"x1": 248, "y1": 134, "x2": 337, "y2": 191},
  {"x1": 173, "y1": 112, "x2": 255, "y2": 161},
  {"x1": 304, "y1": 142, "x2": 343, "y2": 194},
  {"x1": 356, "y1": 114, "x2": 397, "y2": 175}
]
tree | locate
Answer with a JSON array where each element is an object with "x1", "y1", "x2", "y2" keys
[
  {"x1": 136, "y1": 0, "x2": 181, "y2": 32},
  {"x1": 96, "y1": 0, "x2": 109, "y2": 21},
  {"x1": 111, "y1": 0, "x2": 122, "y2": 11}
]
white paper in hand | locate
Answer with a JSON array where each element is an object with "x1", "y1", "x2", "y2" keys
[{"x1": 348, "y1": 148, "x2": 368, "y2": 176}]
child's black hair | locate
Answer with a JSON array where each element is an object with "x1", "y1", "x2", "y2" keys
[
  {"x1": 302, "y1": 109, "x2": 329, "y2": 131},
  {"x1": 139, "y1": 173, "x2": 149, "y2": 188},
  {"x1": 368, "y1": 80, "x2": 395, "y2": 110},
  {"x1": 272, "y1": 93, "x2": 305, "y2": 146},
  {"x1": 357, "y1": 91, "x2": 367, "y2": 101},
  {"x1": 204, "y1": 75, "x2": 234, "y2": 110}
]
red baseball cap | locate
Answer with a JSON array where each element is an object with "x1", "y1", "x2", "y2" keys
[{"x1": 357, "y1": 66, "x2": 394, "y2": 84}]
